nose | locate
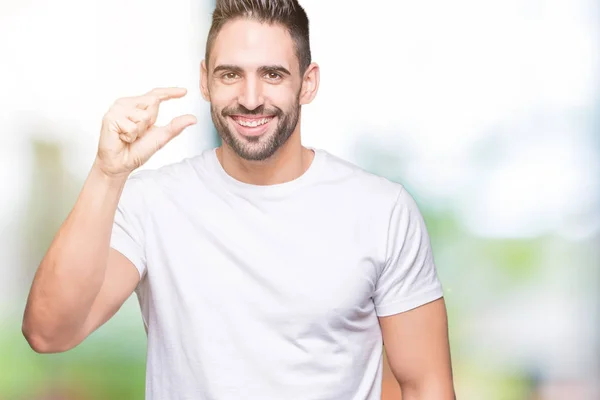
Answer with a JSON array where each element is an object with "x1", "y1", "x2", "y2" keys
[{"x1": 237, "y1": 76, "x2": 264, "y2": 111}]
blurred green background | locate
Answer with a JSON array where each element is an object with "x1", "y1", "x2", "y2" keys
[{"x1": 0, "y1": 0, "x2": 598, "y2": 399}]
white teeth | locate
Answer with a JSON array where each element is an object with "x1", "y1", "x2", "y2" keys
[{"x1": 236, "y1": 117, "x2": 271, "y2": 127}]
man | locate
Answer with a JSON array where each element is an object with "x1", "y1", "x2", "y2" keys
[{"x1": 22, "y1": 0, "x2": 455, "y2": 399}]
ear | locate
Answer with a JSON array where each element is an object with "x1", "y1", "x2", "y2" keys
[
  {"x1": 200, "y1": 60, "x2": 210, "y2": 102},
  {"x1": 299, "y1": 62, "x2": 320, "y2": 105}
]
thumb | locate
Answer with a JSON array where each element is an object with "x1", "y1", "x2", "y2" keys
[
  {"x1": 163, "y1": 114, "x2": 198, "y2": 140},
  {"x1": 131, "y1": 114, "x2": 197, "y2": 162}
]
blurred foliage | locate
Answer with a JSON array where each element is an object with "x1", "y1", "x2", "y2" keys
[
  {"x1": 0, "y1": 322, "x2": 146, "y2": 400},
  {"x1": 19, "y1": 140, "x2": 82, "y2": 276}
]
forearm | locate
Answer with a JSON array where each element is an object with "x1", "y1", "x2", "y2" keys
[{"x1": 22, "y1": 162, "x2": 127, "y2": 351}]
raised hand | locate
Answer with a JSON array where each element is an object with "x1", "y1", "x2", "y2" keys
[{"x1": 95, "y1": 87, "x2": 197, "y2": 178}]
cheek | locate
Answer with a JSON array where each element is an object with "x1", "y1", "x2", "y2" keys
[
  {"x1": 210, "y1": 83, "x2": 239, "y2": 105},
  {"x1": 264, "y1": 86, "x2": 298, "y2": 110}
]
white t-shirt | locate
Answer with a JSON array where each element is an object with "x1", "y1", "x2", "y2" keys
[{"x1": 110, "y1": 147, "x2": 444, "y2": 400}]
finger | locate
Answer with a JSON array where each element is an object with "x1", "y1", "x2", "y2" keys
[
  {"x1": 129, "y1": 114, "x2": 197, "y2": 166},
  {"x1": 141, "y1": 87, "x2": 188, "y2": 105},
  {"x1": 135, "y1": 114, "x2": 197, "y2": 155},
  {"x1": 135, "y1": 87, "x2": 187, "y2": 111},
  {"x1": 134, "y1": 94, "x2": 160, "y2": 111},
  {"x1": 115, "y1": 87, "x2": 187, "y2": 110},
  {"x1": 162, "y1": 114, "x2": 198, "y2": 139},
  {"x1": 114, "y1": 118, "x2": 139, "y2": 143},
  {"x1": 118, "y1": 95, "x2": 158, "y2": 126},
  {"x1": 126, "y1": 108, "x2": 152, "y2": 136},
  {"x1": 113, "y1": 95, "x2": 156, "y2": 111}
]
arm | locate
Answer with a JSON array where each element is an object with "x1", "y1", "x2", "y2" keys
[
  {"x1": 374, "y1": 186, "x2": 454, "y2": 398},
  {"x1": 379, "y1": 298, "x2": 455, "y2": 400},
  {"x1": 22, "y1": 87, "x2": 197, "y2": 353},
  {"x1": 22, "y1": 166, "x2": 140, "y2": 353}
]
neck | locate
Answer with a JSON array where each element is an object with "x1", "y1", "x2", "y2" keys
[{"x1": 216, "y1": 131, "x2": 314, "y2": 186}]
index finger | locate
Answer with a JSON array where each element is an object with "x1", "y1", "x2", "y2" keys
[{"x1": 146, "y1": 87, "x2": 188, "y2": 102}]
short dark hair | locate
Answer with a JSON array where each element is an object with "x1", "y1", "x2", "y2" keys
[{"x1": 206, "y1": 0, "x2": 311, "y2": 75}]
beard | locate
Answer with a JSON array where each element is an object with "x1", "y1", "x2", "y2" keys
[{"x1": 210, "y1": 96, "x2": 300, "y2": 161}]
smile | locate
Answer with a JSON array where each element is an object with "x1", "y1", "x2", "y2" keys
[
  {"x1": 229, "y1": 115, "x2": 276, "y2": 137},
  {"x1": 231, "y1": 116, "x2": 274, "y2": 127}
]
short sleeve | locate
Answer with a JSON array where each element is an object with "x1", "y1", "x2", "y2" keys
[
  {"x1": 374, "y1": 187, "x2": 444, "y2": 317},
  {"x1": 110, "y1": 175, "x2": 148, "y2": 279}
]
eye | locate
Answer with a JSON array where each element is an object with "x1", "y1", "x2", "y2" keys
[
  {"x1": 222, "y1": 72, "x2": 239, "y2": 81},
  {"x1": 264, "y1": 71, "x2": 282, "y2": 81}
]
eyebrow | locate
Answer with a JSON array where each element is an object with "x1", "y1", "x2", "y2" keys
[
  {"x1": 258, "y1": 65, "x2": 291, "y2": 76},
  {"x1": 212, "y1": 64, "x2": 291, "y2": 76},
  {"x1": 213, "y1": 64, "x2": 244, "y2": 75}
]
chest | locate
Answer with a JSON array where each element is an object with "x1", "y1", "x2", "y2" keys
[{"x1": 144, "y1": 189, "x2": 383, "y2": 328}]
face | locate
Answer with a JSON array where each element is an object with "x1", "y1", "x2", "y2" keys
[{"x1": 201, "y1": 19, "x2": 318, "y2": 161}]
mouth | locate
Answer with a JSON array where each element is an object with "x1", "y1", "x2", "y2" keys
[{"x1": 229, "y1": 115, "x2": 276, "y2": 137}]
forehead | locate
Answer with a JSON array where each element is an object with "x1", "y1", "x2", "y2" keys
[{"x1": 210, "y1": 18, "x2": 297, "y2": 71}]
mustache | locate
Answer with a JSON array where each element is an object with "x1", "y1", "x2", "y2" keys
[{"x1": 221, "y1": 104, "x2": 282, "y2": 118}]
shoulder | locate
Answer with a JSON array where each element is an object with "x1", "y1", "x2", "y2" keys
[
  {"x1": 116, "y1": 149, "x2": 214, "y2": 213},
  {"x1": 317, "y1": 148, "x2": 406, "y2": 207},
  {"x1": 126, "y1": 148, "x2": 214, "y2": 190}
]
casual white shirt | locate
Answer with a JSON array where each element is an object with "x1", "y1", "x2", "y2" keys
[{"x1": 110, "y1": 147, "x2": 444, "y2": 400}]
